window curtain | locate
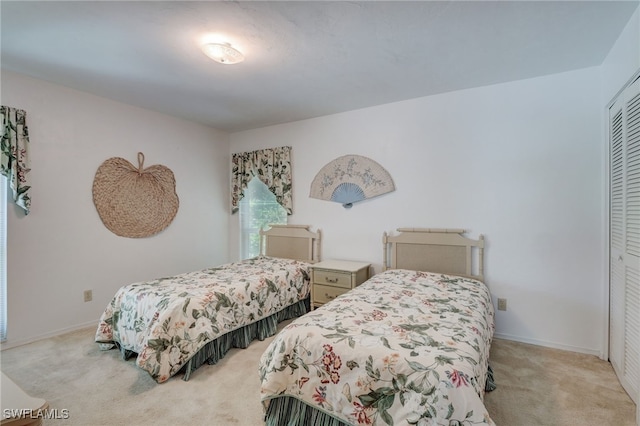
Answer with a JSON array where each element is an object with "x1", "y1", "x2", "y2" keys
[
  {"x1": 231, "y1": 146, "x2": 292, "y2": 215},
  {"x1": 1, "y1": 106, "x2": 31, "y2": 215}
]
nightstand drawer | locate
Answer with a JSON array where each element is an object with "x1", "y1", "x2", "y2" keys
[
  {"x1": 310, "y1": 259, "x2": 371, "y2": 310},
  {"x1": 313, "y1": 284, "x2": 349, "y2": 304},
  {"x1": 313, "y1": 269, "x2": 352, "y2": 289}
]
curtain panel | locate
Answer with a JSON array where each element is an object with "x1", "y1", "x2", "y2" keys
[
  {"x1": 231, "y1": 146, "x2": 292, "y2": 215},
  {"x1": 0, "y1": 106, "x2": 31, "y2": 215}
]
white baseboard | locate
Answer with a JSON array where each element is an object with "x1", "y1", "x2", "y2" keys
[
  {"x1": 493, "y1": 332, "x2": 601, "y2": 357},
  {"x1": 0, "y1": 320, "x2": 98, "y2": 351}
]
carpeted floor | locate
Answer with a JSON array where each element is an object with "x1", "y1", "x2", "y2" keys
[
  {"x1": 1, "y1": 323, "x2": 636, "y2": 425},
  {"x1": 483, "y1": 339, "x2": 636, "y2": 425}
]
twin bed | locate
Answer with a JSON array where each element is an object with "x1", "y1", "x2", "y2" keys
[
  {"x1": 95, "y1": 224, "x2": 321, "y2": 383},
  {"x1": 95, "y1": 226, "x2": 495, "y2": 425},
  {"x1": 259, "y1": 228, "x2": 495, "y2": 425}
]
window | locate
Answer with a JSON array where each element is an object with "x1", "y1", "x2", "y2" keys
[
  {"x1": 239, "y1": 177, "x2": 287, "y2": 259},
  {"x1": 1, "y1": 175, "x2": 6, "y2": 342}
]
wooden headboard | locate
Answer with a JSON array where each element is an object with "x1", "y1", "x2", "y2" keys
[
  {"x1": 383, "y1": 228, "x2": 485, "y2": 281},
  {"x1": 259, "y1": 224, "x2": 322, "y2": 263}
]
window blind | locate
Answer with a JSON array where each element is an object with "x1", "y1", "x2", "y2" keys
[
  {"x1": 239, "y1": 177, "x2": 287, "y2": 259},
  {"x1": 0, "y1": 175, "x2": 7, "y2": 342}
]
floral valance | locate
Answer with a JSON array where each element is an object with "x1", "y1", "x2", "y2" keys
[
  {"x1": 1, "y1": 106, "x2": 31, "y2": 215},
  {"x1": 231, "y1": 146, "x2": 292, "y2": 215}
]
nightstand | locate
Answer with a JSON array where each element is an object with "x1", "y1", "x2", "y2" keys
[{"x1": 310, "y1": 260, "x2": 371, "y2": 309}]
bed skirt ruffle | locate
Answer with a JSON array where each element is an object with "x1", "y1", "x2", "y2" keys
[
  {"x1": 263, "y1": 363, "x2": 497, "y2": 426},
  {"x1": 265, "y1": 396, "x2": 348, "y2": 426},
  {"x1": 114, "y1": 298, "x2": 309, "y2": 382},
  {"x1": 181, "y1": 298, "x2": 310, "y2": 381}
]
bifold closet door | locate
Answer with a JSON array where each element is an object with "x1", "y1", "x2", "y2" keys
[{"x1": 609, "y1": 73, "x2": 640, "y2": 406}]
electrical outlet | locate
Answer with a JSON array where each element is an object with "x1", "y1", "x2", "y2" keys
[
  {"x1": 83, "y1": 290, "x2": 93, "y2": 302},
  {"x1": 497, "y1": 298, "x2": 507, "y2": 311}
]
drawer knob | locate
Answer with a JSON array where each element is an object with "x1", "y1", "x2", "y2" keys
[
  {"x1": 325, "y1": 293, "x2": 335, "y2": 299},
  {"x1": 325, "y1": 277, "x2": 339, "y2": 283}
]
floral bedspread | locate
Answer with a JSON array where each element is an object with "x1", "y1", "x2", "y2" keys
[
  {"x1": 259, "y1": 269, "x2": 495, "y2": 425},
  {"x1": 95, "y1": 256, "x2": 311, "y2": 383}
]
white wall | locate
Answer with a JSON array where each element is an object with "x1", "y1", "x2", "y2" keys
[
  {"x1": 1, "y1": 71, "x2": 230, "y2": 348},
  {"x1": 2, "y1": 8, "x2": 637, "y2": 356},
  {"x1": 602, "y1": 7, "x2": 640, "y2": 104},
  {"x1": 229, "y1": 67, "x2": 606, "y2": 355}
]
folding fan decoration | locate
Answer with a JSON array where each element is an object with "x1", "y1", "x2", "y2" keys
[{"x1": 309, "y1": 155, "x2": 395, "y2": 208}]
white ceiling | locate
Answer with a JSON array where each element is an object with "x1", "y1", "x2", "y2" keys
[{"x1": 1, "y1": 1, "x2": 638, "y2": 133}]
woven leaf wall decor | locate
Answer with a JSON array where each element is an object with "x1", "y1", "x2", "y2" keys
[{"x1": 92, "y1": 152, "x2": 179, "y2": 238}]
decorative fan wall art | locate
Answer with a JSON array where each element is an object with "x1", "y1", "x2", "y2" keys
[{"x1": 309, "y1": 155, "x2": 395, "y2": 208}]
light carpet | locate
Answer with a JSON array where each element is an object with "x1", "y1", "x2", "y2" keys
[{"x1": 0, "y1": 322, "x2": 636, "y2": 425}]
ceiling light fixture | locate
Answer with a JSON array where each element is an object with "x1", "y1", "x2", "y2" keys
[{"x1": 201, "y1": 42, "x2": 244, "y2": 65}]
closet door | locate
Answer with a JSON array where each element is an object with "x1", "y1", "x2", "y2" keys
[{"x1": 609, "y1": 74, "x2": 640, "y2": 406}]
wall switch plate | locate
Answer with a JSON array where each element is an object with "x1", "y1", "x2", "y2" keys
[
  {"x1": 497, "y1": 298, "x2": 507, "y2": 311},
  {"x1": 83, "y1": 290, "x2": 93, "y2": 302}
]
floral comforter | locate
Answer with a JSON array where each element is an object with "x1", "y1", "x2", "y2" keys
[
  {"x1": 259, "y1": 269, "x2": 495, "y2": 425},
  {"x1": 95, "y1": 256, "x2": 311, "y2": 383}
]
